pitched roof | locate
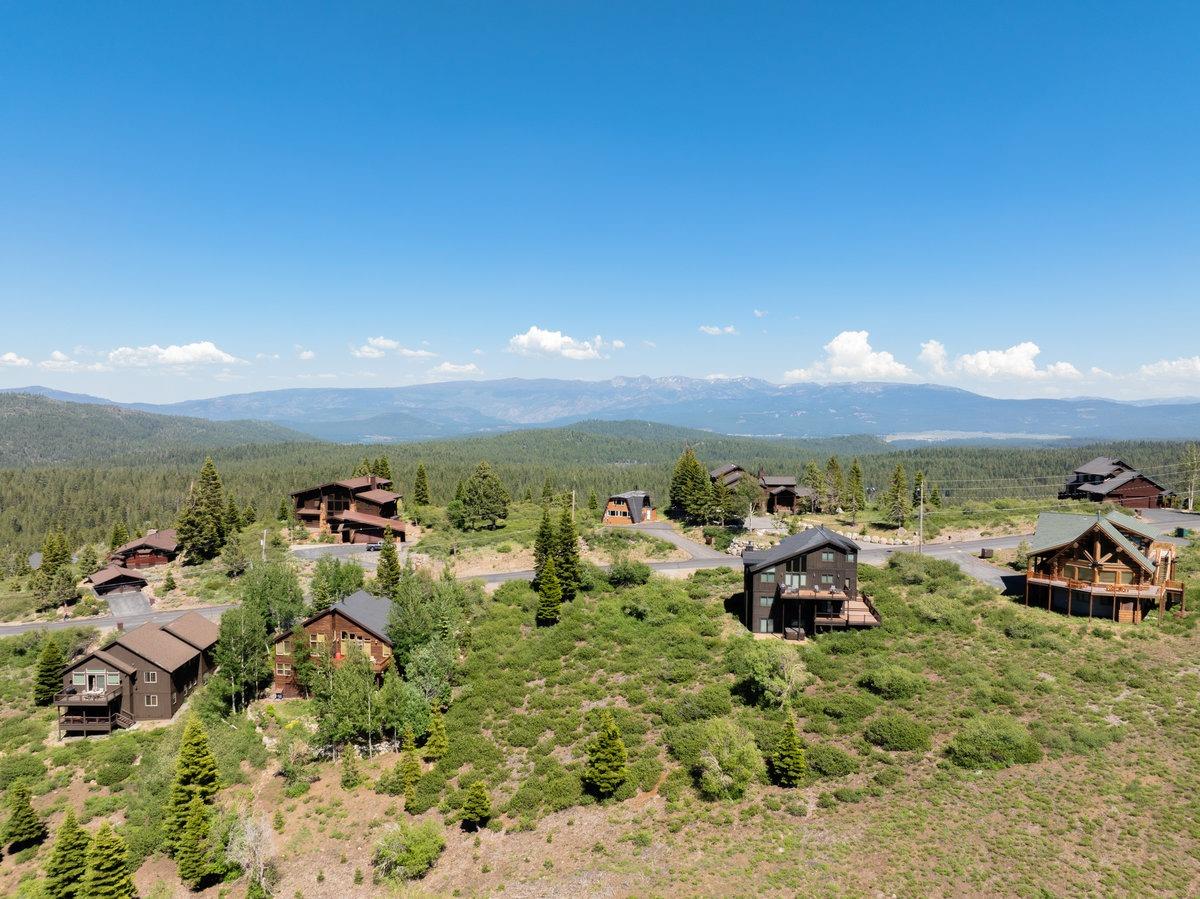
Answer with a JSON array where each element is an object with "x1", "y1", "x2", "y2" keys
[
  {"x1": 111, "y1": 529, "x2": 178, "y2": 556},
  {"x1": 1105, "y1": 509, "x2": 1163, "y2": 541},
  {"x1": 161, "y1": 611, "x2": 219, "y2": 652},
  {"x1": 86, "y1": 566, "x2": 147, "y2": 587},
  {"x1": 710, "y1": 464, "x2": 742, "y2": 478},
  {"x1": 1030, "y1": 511, "x2": 1156, "y2": 572},
  {"x1": 742, "y1": 526, "x2": 860, "y2": 573},
  {"x1": 333, "y1": 509, "x2": 405, "y2": 530},
  {"x1": 111, "y1": 622, "x2": 199, "y2": 672},
  {"x1": 356, "y1": 488, "x2": 401, "y2": 505},
  {"x1": 1077, "y1": 469, "x2": 1169, "y2": 496},
  {"x1": 331, "y1": 590, "x2": 393, "y2": 644},
  {"x1": 760, "y1": 475, "x2": 797, "y2": 487},
  {"x1": 290, "y1": 475, "x2": 393, "y2": 497},
  {"x1": 1073, "y1": 456, "x2": 1128, "y2": 477},
  {"x1": 67, "y1": 648, "x2": 137, "y2": 676},
  {"x1": 609, "y1": 490, "x2": 652, "y2": 520}
]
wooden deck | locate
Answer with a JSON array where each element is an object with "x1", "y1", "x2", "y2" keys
[{"x1": 816, "y1": 596, "x2": 882, "y2": 628}]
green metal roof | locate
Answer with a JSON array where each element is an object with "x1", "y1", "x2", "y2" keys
[{"x1": 1030, "y1": 511, "x2": 1155, "y2": 572}]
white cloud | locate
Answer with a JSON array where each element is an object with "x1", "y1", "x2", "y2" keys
[
  {"x1": 108, "y1": 341, "x2": 241, "y2": 368},
  {"x1": 611, "y1": 339, "x2": 626, "y2": 350},
  {"x1": 699, "y1": 324, "x2": 737, "y2": 336},
  {"x1": 296, "y1": 346, "x2": 315, "y2": 361},
  {"x1": 350, "y1": 336, "x2": 436, "y2": 359},
  {"x1": 255, "y1": 352, "x2": 281, "y2": 361},
  {"x1": 431, "y1": 361, "x2": 482, "y2": 376},
  {"x1": 705, "y1": 373, "x2": 732, "y2": 380},
  {"x1": 1138, "y1": 356, "x2": 1200, "y2": 378},
  {"x1": 784, "y1": 330, "x2": 913, "y2": 382},
  {"x1": 954, "y1": 341, "x2": 1080, "y2": 380},
  {"x1": 39, "y1": 350, "x2": 110, "y2": 373},
  {"x1": 507, "y1": 326, "x2": 607, "y2": 360},
  {"x1": 472, "y1": 348, "x2": 485, "y2": 356},
  {"x1": 0, "y1": 352, "x2": 31, "y2": 367},
  {"x1": 918, "y1": 339, "x2": 949, "y2": 376},
  {"x1": 642, "y1": 340, "x2": 657, "y2": 349},
  {"x1": 753, "y1": 309, "x2": 767, "y2": 318}
]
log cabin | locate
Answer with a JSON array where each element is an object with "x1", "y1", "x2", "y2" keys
[
  {"x1": 291, "y1": 475, "x2": 406, "y2": 543},
  {"x1": 108, "y1": 529, "x2": 179, "y2": 567},
  {"x1": 1058, "y1": 457, "x2": 1172, "y2": 509},
  {"x1": 1025, "y1": 510, "x2": 1186, "y2": 623},
  {"x1": 55, "y1": 611, "x2": 218, "y2": 737},
  {"x1": 270, "y1": 589, "x2": 393, "y2": 698},
  {"x1": 602, "y1": 491, "x2": 656, "y2": 526},
  {"x1": 741, "y1": 527, "x2": 881, "y2": 639}
]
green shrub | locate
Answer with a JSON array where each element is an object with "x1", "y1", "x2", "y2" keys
[
  {"x1": 863, "y1": 713, "x2": 931, "y2": 752},
  {"x1": 665, "y1": 684, "x2": 732, "y2": 725},
  {"x1": 667, "y1": 718, "x2": 765, "y2": 800},
  {"x1": 858, "y1": 666, "x2": 926, "y2": 701},
  {"x1": 372, "y1": 821, "x2": 445, "y2": 880},
  {"x1": 946, "y1": 715, "x2": 1042, "y2": 770},
  {"x1": 806, "y1": 744, "x2": 859, "y2": 778},
  {"x1": 814, "y1": 691, "x2": 877, "y2": 723},
  {"x1": 0, "y1": 754, "x2": 46, "y2": 790},
  {"x1": 608, "y1": 560, "x2": 652, "y2": 588}
]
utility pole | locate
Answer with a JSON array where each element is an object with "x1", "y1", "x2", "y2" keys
[
  {"x1": 918, "y1": 482, "x2": 925, "y2": 554},
  {"x1": 261, "y1": 528, "x2": 268, "y2": 562}
]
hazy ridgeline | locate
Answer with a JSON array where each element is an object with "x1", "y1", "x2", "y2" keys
[{"x1": 0, "y1": 417, "x2": 1190, "y2": 554}]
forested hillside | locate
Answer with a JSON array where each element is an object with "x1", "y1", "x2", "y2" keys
[
  {"x1": 0, "y1": 393, "x2": 308, "y2": 466},
  {"x1": 0, "y1": 414, "x2": 1192, "y2": 555}
]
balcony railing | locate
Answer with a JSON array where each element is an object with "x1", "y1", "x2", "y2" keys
[
  {"x1": 1025, "y1": 571, "x2": 1166, "y2": 597},
  {"x1": 54, "y1": 685, "x2": 121, "y2": 706}
]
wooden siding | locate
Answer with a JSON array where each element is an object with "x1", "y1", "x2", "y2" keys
[{"x1": 271, "y1": 609, "x2": 393, "y2": 698}]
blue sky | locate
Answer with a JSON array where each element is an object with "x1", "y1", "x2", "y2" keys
[{"x1": 1, "y1": 2, "x2": 1197, "y2": 402}]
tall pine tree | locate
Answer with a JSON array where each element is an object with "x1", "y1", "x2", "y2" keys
[
  {"x1": 44, "y1": 808, "x2": 90, "y2": 899},
  {"x1": 669, "y1": 448, "x2": 710, "y2": 521},
  {"x1": 371, "y1": 455, "x2": 394, "y2": 482},
  {"x1": 824, "y1": 457, "x2": 844, "y2": 511},
  {"x1": 176, "y1": 457, "x2": 227, "y2": 562},
  {"x1": 176, "y1": 796, "x2": 213, "y2": 889},
  {"x1": 886, "y1": 463, "x2": 911, "y2": 529},
  {"x1": 771, "y1": 716, "x2": 807, "y2": 787},
  {"x1": 553, "y1": 504, "x2": 581, "y2": 600},
  {"x1": 109, "y1": 522, "x2": 130, "y2": 552},
  {"x1": 413, "y1": 463, "x2": 431, "y2": 506},
  {"x1": 34, "y1": 636, "x2": 65, "y2": 706},
  {"x1": 532, "y1": 508, "x2": 554, "y2": 590},
  {"x1": 424, "y1": 707, "x2": 448, "y2": 760},
  {"x1": 3, "y1": 782, "x2": 47, "y2": 850},
  {"x1": 375, "y1": 528, "x2": 402, "y2": 595},
  {"x1": 536, "y1": 556, "x2": 563, "y2": 626},
  {"x1": 460, "y1": 780, "x2": 491, "y2": 831},
  {"x1": 801, "y1": 461, "x2": 824, "y2": 513},
  {"x1": 83, "y1": 823, "x2": 136, "y2": 899},
  {"x1": 164, "y1": 717, "x2": 220, "y2": 855},
  {"x1": 846, "y1": 458, "x2": 867, "y2": 522},
  {"x1": 582, "y1": 709, "x2": 627, "y2": 797}
]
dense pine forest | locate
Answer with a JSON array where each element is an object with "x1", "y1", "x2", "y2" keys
[{"x1": 0, "y1": 413, "x2": 1192, "y2": 555}]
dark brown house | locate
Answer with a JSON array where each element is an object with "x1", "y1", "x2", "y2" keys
[
  {"x1": 710, "y1": 464, "x2": 748, "y2": 489},
  {"x1": 291, "y1": 475, "x2": 405, "y2": 543},
  {"x1": 741, "y1": 527, "x2": 880, "y2": 638},
  {"x1": 85, "y1": 566, "x2": 148, "y2": 597},
  {"x1": 1024, "y1": 510, "x2": 1185, "y2": 623},
  {"x1": 56, "y1": 611, "x2": 219, "y2": 736},
  {"x1": 1059, "y1": 457, "x2": 1171, "y2": 509},
  {"x1": 271, "y1": 589, "x2": 393, "y2": 698},
  {"x1": 108, "y1": 529, "x2": 179, "y2": 567},
  {"x1": 603, "y1": 491, "x2": 656, "y2": 526}
]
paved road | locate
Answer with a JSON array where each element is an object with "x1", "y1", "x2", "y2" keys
[
  {"x1": 104, "y1": 591, "x2": 152, "y2": 618},
  {"x1": 631, "y1": 520, "x2": 733, "y2": 560},
  {"x1": 0, "y1": 604, "x2": 235, "y2": 637}
]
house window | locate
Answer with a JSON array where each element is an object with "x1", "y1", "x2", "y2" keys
[
  {"x1": 107, "y1": 673, "x2": 120, "y2": 685},
  {"x1": 309, "y1": 632, "x2": 324, "y2": 647},
  {"x1": 72, "y1": 672, "x2": 86, "y2": 686},
  {"x1": 760, "y1": 571, "x2": 775, "y2": 584},
  {"x1": 785, "y1": 573, "x2": 805, "y2": 589},
  {"x1": 275, "y1": 663, "x2": 291, "y2": 676},
  {"x1": 144, "y1": 671, "x2": 158, "y2": 684},
  {"x1": 759, "y1": 597, "x2": 773, "y2": 607},
  {"x1": 759, "y1": 618, "x2": 774, "y2": 633},
  {"x1": 821, "y1": 575, "x2": 834, "y2": 585},
  {"x1": 275, "y1": 641, "x2": 289, "y2": 656},
  {"x1": 145, "y1": 695, "x2": 159, "y2": 708},
  {"x1": 821, "y1": 551, "x2": 835, "y2": 562},
  {"x1": 785, "y1": 557, "x2": 804, "y2": 573},
  {"x1": 847, "y1": 553, "x2": 856, "y2": 562}
]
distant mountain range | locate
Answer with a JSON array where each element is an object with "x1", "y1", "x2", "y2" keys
[
  {"x1": 0, "y1": 393, "x2": 308, "y2": 466},
  {"x1": 4, "y1": 378, "x2": 1200, "y2": 444}
]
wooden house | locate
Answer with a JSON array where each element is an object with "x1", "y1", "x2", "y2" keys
[
  {"x1": 603, "y1": 491, "x2": 656, "y2": 526},
  {"x1": 1058, "y1": 457, "x2": 1171, "y2": 509},
  {"x1": 1024, "y1": 510, "x2": 1185, "y2": 623},
  {"x1": 85, "y1": 566, "x2": 148, "y2": 597},
  {"x1": 741, "y1": 527, "x2": 880, "y2": 639},
  {"x1": 108, "y1": 529, "x2": 179, "y2": 567},
  {"x1": 710, "y1": 464, "x2": 748, "y2": 489},
  {"x1": 290, "y1": 475, "x2": 405, "y2": 543},
  {"x1": 55, "y1": 611, "x2": 218, "y2": 736},
  {"x1": 270, "y1": 589, "x2": 393, "y2": 698}
]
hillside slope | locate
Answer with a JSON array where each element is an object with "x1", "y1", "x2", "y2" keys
[{"x1": 0, "y1": 393, "x2": 312, "y2": 466}]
